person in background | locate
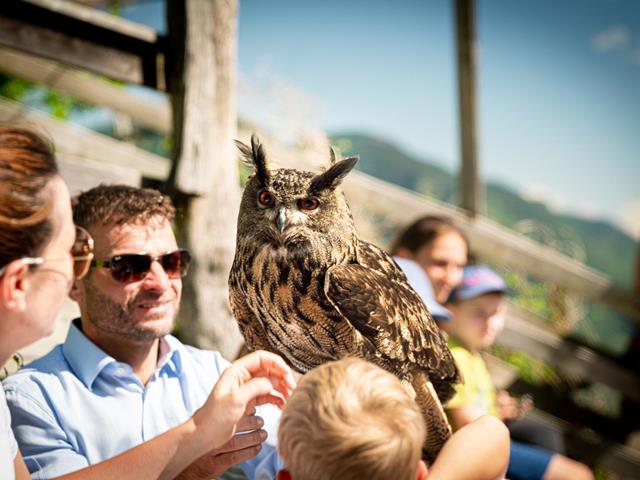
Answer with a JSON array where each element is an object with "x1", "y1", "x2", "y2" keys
[
  {"x1": 0, "y1": 127, "x2": 294, "y2": 480},
  {"x1": 445, "y1": 265, "x2": 593, "y2": 480},
  {"x1": 391, "y1": 215, "x2": 469, "y2": 308},
  {"x1": 276, "y1": 357, "x2": 510, "y2": 480}
]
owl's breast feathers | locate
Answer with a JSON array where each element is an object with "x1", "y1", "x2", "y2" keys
[{"x1": 229, "y1": 243, "x2": 358, "y2": 372}]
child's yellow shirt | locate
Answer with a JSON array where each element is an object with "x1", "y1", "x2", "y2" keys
[{"x1": 445, "y1": 339, "x2": 497, "y2": 424}]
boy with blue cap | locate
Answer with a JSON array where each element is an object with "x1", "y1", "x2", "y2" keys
[{"x1": 444, "y1": 265, "x2": 593, "y2": 480}]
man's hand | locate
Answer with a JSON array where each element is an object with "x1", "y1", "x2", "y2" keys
[
  {"x1": 192, "y1": 350, "x2": 296, "y2": 452},
  {"x1": 176, "y1": 414, "x2": 268, "y2": 480}
]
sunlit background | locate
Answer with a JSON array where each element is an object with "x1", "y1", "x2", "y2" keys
[
  {"x1": 1, "y1": 1, "x2": 639, "y2": 473},
  {"x1": 113, "y1": 0, "x2": 640, "y2": 244},
  {"x1": 237, "y1": 0, "x2": 640, "y2": 243}
]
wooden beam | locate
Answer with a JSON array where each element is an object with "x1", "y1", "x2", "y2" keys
[
  {"x1": 69, "y1": 0, "x2": 139, "y2": 7},
  {"x1": 0, "y1": 16, "x2": 143, "y2": 84},
  {"x1": 0, "y1": 0, "x2": 165, "y2": 89},
  {"x1": 59, "y1": 154, "x2": 141, "y2": 196},
  {"x1": 454, "y1": 0, "x2": 482, "y2": 216},
  {"x1": 22, "y1": 0, "x2": 157, "y2": 43},
  {"x1": 0, "y1": 97, "x2": 170, "y2": 180},
  {"x1": 0, "y1": 47, "x2": 171, "y2": 134}
]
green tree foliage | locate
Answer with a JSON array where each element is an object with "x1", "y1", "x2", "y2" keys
[{"x1": 0, "y1": 74, "x2": 91, "y2": 120}]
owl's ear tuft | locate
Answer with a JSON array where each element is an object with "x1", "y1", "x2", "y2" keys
[
  {"x1": 311, "y1": 156, "x2": 358, "y2": 193},
  {"x1": 234, "y1": 134, "x2": 270, "y2": 186},
  {"x1": 329, "y1": 146, "x2": 337, "y2": 165},
  {"x1": 234, "y1": 139, "x2": 253, "y2": 162}
]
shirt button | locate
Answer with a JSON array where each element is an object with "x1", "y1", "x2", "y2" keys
[{"x1": 117, "y1": 367, "x2": 126, "y2": 375}]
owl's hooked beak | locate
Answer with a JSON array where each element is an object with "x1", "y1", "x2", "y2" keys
[{"x1": 276, "y1": 207, "x2": 287, "y2": 233}]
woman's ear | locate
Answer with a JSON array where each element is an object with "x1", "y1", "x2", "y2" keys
[
  {"x1": 416, "y1": 460, "x2": 429, "y2": 480},
  {"x1": 0, "y1": 260, "x2": 30, "y2": 313}
]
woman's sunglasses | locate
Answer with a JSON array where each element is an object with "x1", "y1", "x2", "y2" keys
[
  {"x1": 72, "y1": 225, "x2": 94, "y2": 279},
  {"x1": 0, "y1": 225, "x2": 94, "y2": 280},
  {"x1": 90, "y1": 249, "x2": 192, "y2": 283}
]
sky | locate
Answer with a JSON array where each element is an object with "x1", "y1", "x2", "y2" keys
[{"x1": 121, "y1": 0, "x2": 640, "y2": 239}]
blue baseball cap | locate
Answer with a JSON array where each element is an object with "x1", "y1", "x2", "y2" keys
[
  {"x1": 447, "y1": 265, "x2": 508, "y2": 303},
  {"x1": 393, "y1": 256, "x2": 452, "y2": 322}
]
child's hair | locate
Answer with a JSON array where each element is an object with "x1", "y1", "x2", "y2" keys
[{"x1": 278, "y1": 357, "x2": 426, "y2": 480}]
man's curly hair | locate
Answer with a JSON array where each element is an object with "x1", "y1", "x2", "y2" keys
[{"x1": 72, "y1": 184, "x2": 175, "y2": 229}]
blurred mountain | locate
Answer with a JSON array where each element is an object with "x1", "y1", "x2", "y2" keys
[{"x1": 330, "y1": 132, "x2": 636, "y2": 290}]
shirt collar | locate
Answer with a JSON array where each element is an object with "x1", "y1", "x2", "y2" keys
[
  {"x1": 157, "y1": 334, "x2": 184, "y2": 375},
  {"x1": 62, "y1": 319, "x2": 185, "y2": 388},
  {"x1": 63, "y1": 319, "x2": 116, "y2": 389}
]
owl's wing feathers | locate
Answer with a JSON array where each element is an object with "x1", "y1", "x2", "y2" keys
[
  {"x1": 354, "y1": 239, "x2": 411, "y2": 286},
  {"x1": 325, "y1": 241, "x2": 461, "y2": 393}
]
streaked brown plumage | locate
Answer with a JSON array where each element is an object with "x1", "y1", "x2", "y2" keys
[{"x1": 229, "y1": 134, "x2": 461, "y2": 461}]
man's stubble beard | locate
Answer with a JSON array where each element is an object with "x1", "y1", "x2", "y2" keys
[{"x1": 83, "y1": 280, "x2": 178, "y2": 342}]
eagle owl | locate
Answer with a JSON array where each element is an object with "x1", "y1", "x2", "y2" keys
[{"x1": 229, "y1": 135, "x2": 461, "y2": 461}]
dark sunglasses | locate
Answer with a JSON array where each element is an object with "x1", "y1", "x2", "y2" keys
[{"x1": 90, "y1": 249, "x2": 191, "y2": 283}]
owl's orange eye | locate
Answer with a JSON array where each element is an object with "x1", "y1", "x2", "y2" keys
[
  {"x1": 258, "y1": 190, "x2": 275, "y2": 207},
  {"x1": 298, "y1": 197, "x2": 320, "y2": 211}
]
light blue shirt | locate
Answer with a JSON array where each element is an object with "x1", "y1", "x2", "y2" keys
[
  {"x1": 1, "y1": 388, "x2": 17, "y2": 480},
  {"x1": 3, "y1": 320, "x2": 282, "y2": 479}
]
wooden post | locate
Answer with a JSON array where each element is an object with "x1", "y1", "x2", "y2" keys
[
  {"x1": 454, "y1": 0, "x2": 483, "y2": 216},
  {"x1": 167, "y1": 0, "x2": 243, "y2": 359}
]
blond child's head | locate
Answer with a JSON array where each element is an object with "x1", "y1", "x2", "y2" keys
[
  {"x1": 446, "y1": 265, "x2": 509, "y2": 351},
  {"x1": 277, "y1": 357, "x2": 427, "y2": 480}
]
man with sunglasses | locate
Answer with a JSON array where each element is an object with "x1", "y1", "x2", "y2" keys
[{"x1": 5, "y1": 185, "x2": 284, "y2": 480}]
